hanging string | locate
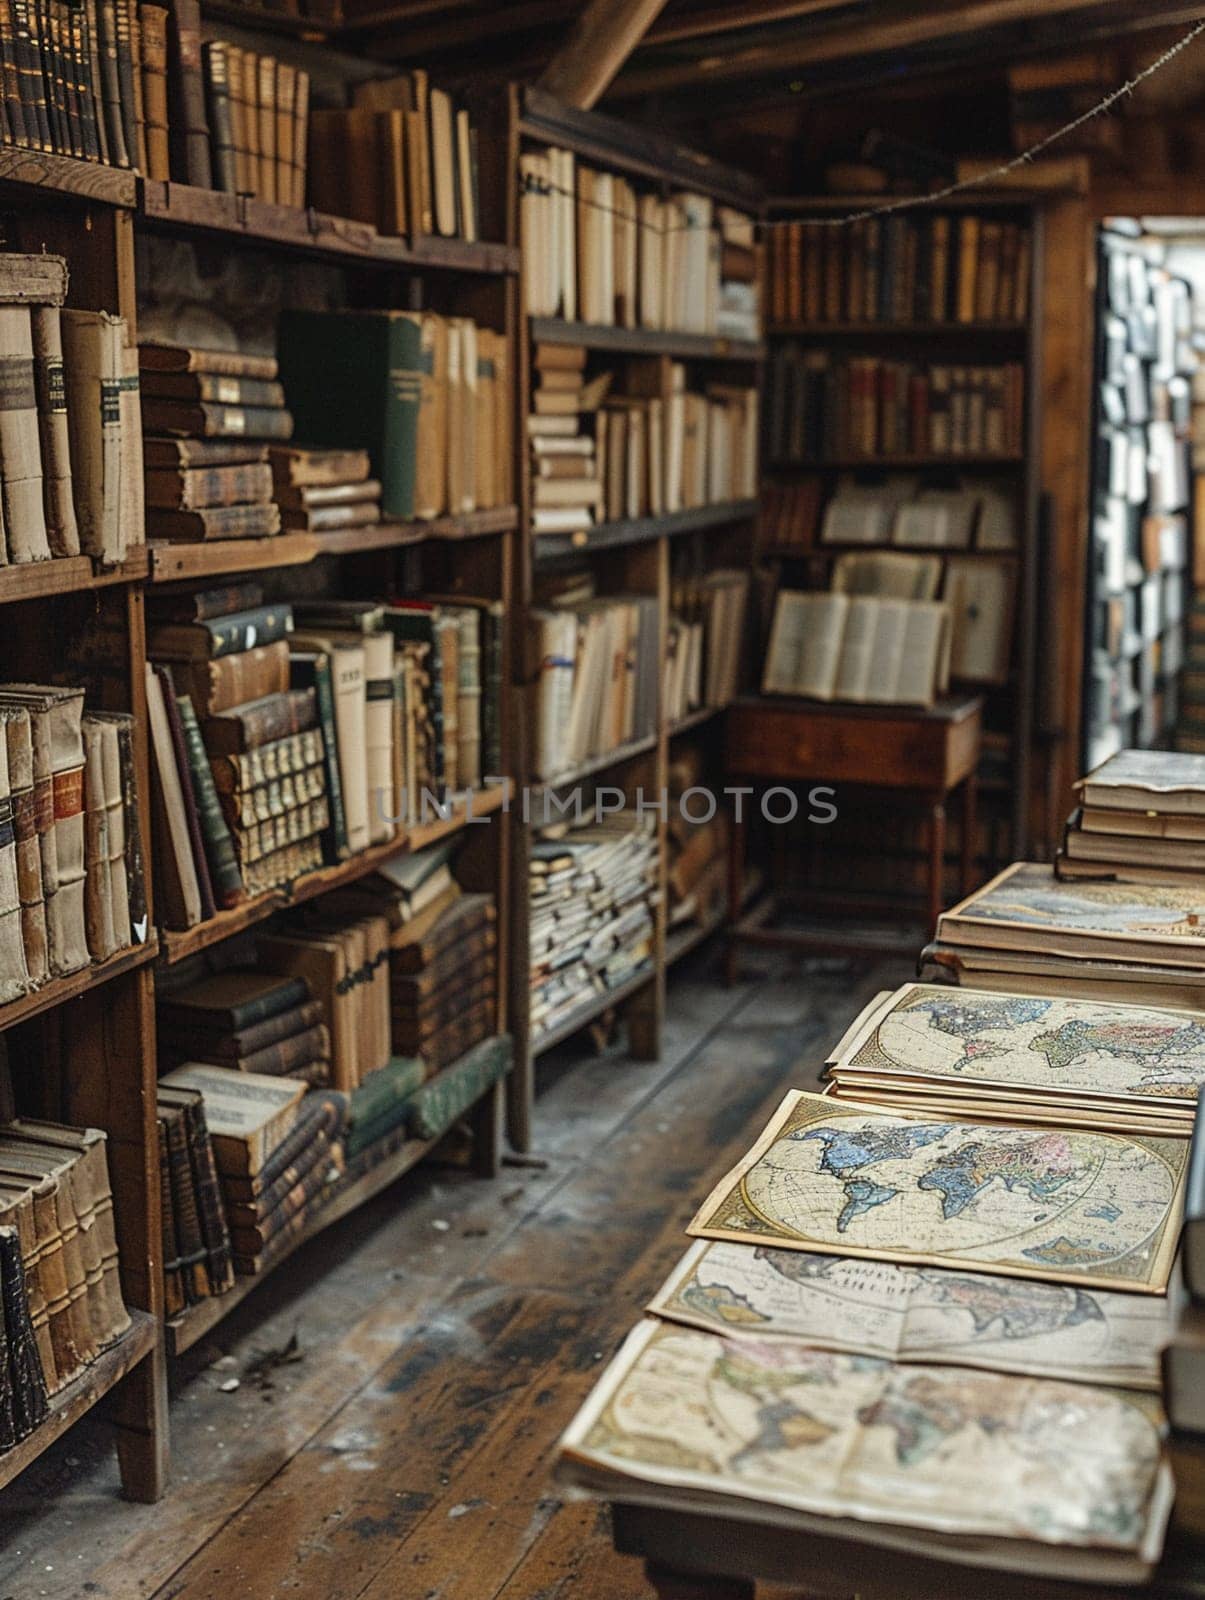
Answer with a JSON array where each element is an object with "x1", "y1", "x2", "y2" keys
[{"x1": 518, "y1": 15, "x2": 1205, "y2": 236}]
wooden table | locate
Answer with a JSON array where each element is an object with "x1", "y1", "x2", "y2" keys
[{"x1": 724, "y1": 693, "x2": 984, "y2": 977}]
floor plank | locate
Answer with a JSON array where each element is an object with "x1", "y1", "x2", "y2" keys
[{"x1": 0, "y1": 949, "x2": 907, "y2": 1600}]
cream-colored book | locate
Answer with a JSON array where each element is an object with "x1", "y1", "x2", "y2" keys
[
  {"x1": 290, "y1": 636, "x2": 369, "y2": 855},
  {"x1": 61, "y1": 310, "x2": 123, "y2": 563},
  {"x1": 0, "y1": 306, "x2": 51, "y2": 565}
]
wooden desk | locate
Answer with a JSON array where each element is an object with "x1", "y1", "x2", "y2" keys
[{"x1": 725, "y1": 693, "x2": 984, "y2": 975}]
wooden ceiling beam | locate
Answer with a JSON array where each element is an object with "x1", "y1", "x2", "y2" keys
[
  {"x1": 646, "y1": 0, "x2": 856, "y2": 47},
  {"x1": 538, "y1": 0, "x2": 670, "y2": 109},
  {"x1": 356, "y1": 1, "x2": 564, "y2": 59},
  {"x1": 610, "y1": 0, "x2": 1152, "y2": 96}
]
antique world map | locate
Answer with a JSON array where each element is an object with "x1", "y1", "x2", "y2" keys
[
  {"x1": 560, "y1": 1319, "x2": 1169, "y2": 1565},
  {"x1": 688, "y1": 1091, "x2": 1186, "y2": 1292},
  {"x1": 840, "y1": 983, "x2": 1205, "y2": 1103},
  {"x1": 652, "y1": 1239, "x2": 1168, "y2": 1388}
]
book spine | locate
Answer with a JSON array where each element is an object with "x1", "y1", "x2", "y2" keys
[
  {"x1": 175, "y1": 641, "x2": 290, "y2": 718},
  {"x1": 0, "y1": 305, "x2": 50, "y2": 563},
  {"x1": 297, "y1": 652, "x2": 349, "y2": 862},
  {"x1": 67, "y1": 0, "x2": 94, "y2": 159},
  {"x1": 80, "y1": 0, "x2": 106, "y2": 162},
  {"x1": 30, "y1": 305, "x2": 79, "y2": 557},
  {"x1": 157, "y1": 668, "x2": 216, "y2": 922},
  {"x1": 380, "y1": 314, "x2": 421, "y2": 519},
  {"x1": 157, "y1": 1119, "x2": 184, "y2": 1316},
  {"x1": 11, "y1": 0, "x2": 49, "y2": 151},
  {"x1": 242, "y1": 1096, "x2": 345, "y2": 1197},
  {"x1": 127, "y1": 0, "x2": 145, "y2": 169},
  {"x1": 111, "y1": 716, "x2": 147, "y2": 942},
  {"x1": 202, "y1": 38, "x2": 235, "y2": 192},
  {"x1": 234, "y1": 1022, "x2": 329, "y2": 1078},
  {"x1": 165, "y1": 0, "x2": 209, "y2": 186},
  {"x1": 0, "y1": 2, "x2": 29, "y2": 148},
  {"x1": 33, "y1": 0, "x2": 61, "y2": 155},
  {"x1": 228, "y1": 1152, "x2": 337, "y2": 1256},
  {"x1": 194, "y1": 604, "x2": 293, "y2": 660},
  {"x1": 175, "y1": 692, "x2": 244, "y2": 908},
  {"x1": 139, "y1": 2, "x2": 167, "y2": 178},
  {"x1": 0, "y1": 1228, "x2": 47, "y2": 1438},
  {"x1": 95, "y1": 0, "x2": 126, "y2": 164},
  {"x1": 181, "y1": 1097, "x2": 233, "y2": 1294},
  {"x1": 190, "y1": 998, "x2": 325, "y2": 1060},
  {"x1": 225, "y1": 1126, "x2": 335, "y2": 1227},
  {"x1": 164, "y1": 1109, "x2": 209, "y2": 1302}
]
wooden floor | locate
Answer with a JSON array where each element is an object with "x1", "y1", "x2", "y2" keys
[{"x1": 0, "y1": 946, "x2": 907, "y2": 1600}]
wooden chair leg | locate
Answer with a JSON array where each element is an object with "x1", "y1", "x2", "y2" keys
[
  {"x1": 645, "y1": 1562, "x2": 755, "y2": 1599},
  {"x1": 471, "y1": 1079, "x2": 504, "y2": 1178}
]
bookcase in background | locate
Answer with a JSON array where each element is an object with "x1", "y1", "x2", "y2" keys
[
  {"x1": 761, "y1": 193, "x2": 1045, "y2": 882},
  {"x1": 508, "y1": 87, "x2": 764, "y2": 1153}
]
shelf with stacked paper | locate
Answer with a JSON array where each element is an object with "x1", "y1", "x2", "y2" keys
[
  {"x1": 165, "y1": 1036, "x2": 511, "y2": 1357},
  {"x1": 158, "y1": 784, "x2": 509, "y2": 965},
  {"x1": 531, "y1": 500, "x2": 759, "y2": 563},
  {"x1": 138, "y1": 180, "x2": 521, "y2": 276},
  {"x1": 0, "y1": 1311, "x2": 157, "y2": 1494},
  {"x1": 530, "y1": 964, "x2": 656, "y2": 1061}
]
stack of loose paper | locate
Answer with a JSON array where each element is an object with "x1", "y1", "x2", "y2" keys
[
  {"x1": 1060, "y1": 749, "x2": 1205, "y2": 886},
  {"x1": 923, "y1": 860, "x2": 1205, "y2": 1010},
  {"x1": 824, "y1": 981, "x2": 1205, "y2": 1135}
]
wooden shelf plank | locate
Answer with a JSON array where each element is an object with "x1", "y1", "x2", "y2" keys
[
  {"x1": 0, "y1": 938, "x2": 159, "y2": 1036},
  {"x1": 158, "y1": 786, "x2": 507, "y2": 965},
  {"x1": 533, "y1": 499, "x2": 758, "y2": 563},
  {"x1": 530, "y1": 318, "x2": 763, "y2": 363},
  {"x1": 0, "y1": 549, "x2": 149, "y2": 606},
  {"x1": 312, "y1": 505, "x2": 519, "y2": 557},
  {"x1": 148, "y1": 534, "x2": 318, "y2": 583},
  {"x1": 668, "y1": 704, "x2": 725, "y2": 738},
  {"x1": 138, "y1": 180, "x2": 519, "y2": 274},
  {"x1": 768, "y1": 455, "x2": 1024, "y2": 471},
  {"x1": 531, "y1": 735, "x2": 657, "y2": 795},
  {"x1": 166, "y1": 1052, "x2": 510, "y2": 1357},
  {"x1": 201, "y1": 0, "x2": 332, "y2": 35},
  {"x1": 531, "y1": 962, "x2": 656, "y2": 1058},
  {"x1": 0, "y1": 147, "x2": 136, "y2": 207},
  {"x1": 0, "y1": 1310, "x2": 156, "y2": 1493},
  {"x1": 766, "y1": 321, "x2": 1026, "y2": 337}
]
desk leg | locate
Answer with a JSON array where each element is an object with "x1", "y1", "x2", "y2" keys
[
  {"x1": 725, "y1": 796, "x2": 747, "y2": 987},
  {"x1": 927, "y1": 797, "x2": 947, "y2": 936},
  {"x1": 960, "y1": 771, "x2": 978, "y2": 897},
  {"x1": 646, "y1": 1563, "x2": 754, "y2": 1599}
]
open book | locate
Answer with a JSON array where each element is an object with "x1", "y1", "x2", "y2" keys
[{"x1": 762, "y1": 590, "x2": 951, "y2": 708}]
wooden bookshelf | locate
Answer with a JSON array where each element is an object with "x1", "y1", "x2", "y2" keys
[
  {"x1": 147, "y1": 535, "x2": 319, "y2": 583},
  {"x1": 532, "y1": 500, "x2": 759, "y2": 563},
  {"x1": 159, "y1": 785, "x2": 508, "y2": 965},
  {"x1": 0, "y1": 550, "x2": 149, "y2": 606},
  {"x1": 0, "y1": 147, "x2": 137, "y2": 207},
  {"x1": 510, "y1": 88, "x2": 763, "y2": 1152},
  {"x1": 312, "y1": 505, "x2": 519, "y2": 557},
  {"x1": 0, "y1": 940, "x2": 159, "y2": 1036},
  {"x1": 767, "y1": 321, "x2": 1026, "y2": 338}
]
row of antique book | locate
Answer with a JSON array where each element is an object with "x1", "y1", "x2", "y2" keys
[
  {"x1": 529, "y1": 809, "x2": 658, "y2": 1043},
  {"x1": 0, "y1": 256, "x2": 143, "y2": 568},
  {"x1": 152, "y1": 845, "x2": 501, "y2": 1301},
  {"x1": 529, "y1": 344, "x2": 757, "y2": 538},
  {"x1": 557, "y1": 751, "x2": 1205, "y2": 1586},
  {"x1": 767, "y1": 212, "x2": 1032, "y2": 327},
  {"x1": 0, "y1": 686, "x2": 145, "y2": 1001},
  {"x1": 759, "y1": 473, "x2": 1020, "y2": 555},
  {"x1": 520, "y1": 146, "x2": 760, "y2": 341},
  {"x1": 0, "y1": 4, "x2": 484, "y2": 244},
  {"x1": 767, "y1": 348, "x2": 1026, "y2": 464},
  {"x1": 145, "y1": 584, "x2": 502, "y2": 930}
]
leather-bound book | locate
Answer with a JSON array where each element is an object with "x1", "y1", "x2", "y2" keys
[
  {"x1": 158, "y1": 1100, "x2": 208, "y2": 1301},
  {"x1": 274, "y1": 58, "x2": 293, "y2": 204},
  {"x1": 227, "y1": 1146, "x2": 340, "y2": 1260},
  {"x1": 165, "y1": 638, "x2": 291, "y2": 718},
  {"x1": 256, "y1": 49, "x2": 275, "y2": 201},
  {"x1": 175, "y1": 692, "x2": 244, "y2": 908},
  {"x1": 392, "y1": 970, "x2": 493, "y2": 1053},
  {"x1": 149, "y1": 601, "x2": 293, "y2": 661},
  {"x1": 219, "y1": 1089, "x2": 346, "y2": 1203},
  {"x1": 30, "y1": 303, "x2": 80, "y2": 557},
  {"x1": 159, "y1": 1063, "x2": 305, "y2": 1180},
  {"x1": 144, "y1": 662, "x2": 202, "y2": 930},
  {"x1": 156, "y1": 1118, "x2": 184, "y2": 1315},
  {"x1": 112, "y1": 0, "x2": 137, "y2": 164},
  {"x1": 288, "y1": 650, "x2": 349, "y2": 863},
  {"x1": 278, "y1": 501, "x2": 380, "y2": 533},
  {"x1": 94, "y1": 0, "x2": 125, "y2": 162},
  {"x1": 139, "y1": 2, "x2": 168, "y2": 178},
  {"x1": 0, "y1": 3, "x2": 30, "y2": 149},
  {"x1": 165, "y1": 0, "x2": 210, "y2": 185},
  {"x1": 223, "y1": 1121, "x2": 337, "y2": 1229},
  {"x1": 391, "y1": 892, "x2": 494, "y2": 973},
  {"x1": 287, "y1": 637, "x2": 368, "y2": 854},
  {"x1": 290, "y1": 67, "x2": 308, "y2": 206},
  {"x1": 0, "y1": 1232, "x2": 18, "y2": 1448},
  {"x1": 80, "y1": 715, "x2": 117, "y2": 961},
  {"x1": 184, "y1": 998, "x2": 325, "y2": 1064},
  {"x1": 0, "y1": 721, "x2": 29, "y2": 1002},
  {"x1": 155, "y1": 671, "x2": 215, "y2": 922},
  {"x1": 142, "y1": 364, "x2": 286, "y2": 402},
  {"x1": 118, "y1": 341, "x2": 144, "y2": 548},
  {"x1": 158, "y1": 970, "x2": 310, "y2": 1034},
  {"x1": 202, "y1": 688, "x2": 317, "y2": 756},
  {"x1": 412, "y1": 994, "x2": 493, "y2": 1073},
  {"x1": 127, "y1": 0, "x2": 145, "y2": 169},
  {"x1": 227, "y1": 1022, "x2": 329, "y2": 1079},
  {"x1": 269, "y1": 445, "x2": 369, "y2": 490},
  {"x1": 143, "y1": 436, "x2": 268, "y2": 472},
  {"x1": 152, "y1": 577, "x2": 263, "y2": 620},
  {"x1": 0, "y1": 1226, "x2": 48, "y2": 1437},
  {"x1": 202, "y1": 38, "x2": 235, "y2": 192},
  {"x1": 241, "y1": 45, "x2": 259, "y2": 197},
  {"x1": 0, "y1": 1149, "x2": 96, "y2": 1368},
  {"x1": 140, "y1": 398, "x2": 294, "y2": 442},
  {"x1": 61, "y1": 309, "x2": 124, "y2": 563},
  {"x1": 1, "y1": 709, "x2": 45, "y2": 985},
  {"x1": 0, "y1": 1187, "x2": 54, "y2": 1393},
  {"x1": 207, "y1": 727, "x2": 322, "y2": 800},
  {"x1": 392, "y1": 939, "x2": 495, "y2": 1008},
  {"x1": 0, "y1": 304, "x2": 51, "y2": 564},
  {"x1": 146, "y1": 501, "x2": 281, "y2": 542},
  {"x1": 12, "y1": 0, "x2": 50, "y2": 152},
  {"x1": 0, "y1": 1173, "x2": 78, "y2": 1387},
  {"x1": 139, "y1": 343, "x2": 280, "y2": 381},
  {"x1": 68, "y1": 2, "x2": 99, "y2": 163},
  {"x1": 257, "y1": 930, "x2": 357, "y2": 1091},
  {"x1": 93, "y1": 711, "x2": 143, "y2": 944},
  {"x1": 241, "y1": 834, "x2": 320, "y2": 894},
  {"x1": 156, "y1": 1086, "x2": 233, "y2": 1295}
]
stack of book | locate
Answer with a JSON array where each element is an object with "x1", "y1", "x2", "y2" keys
[
  {"x1": 146, "y1": 590, "x2": 335, "y2": 925},
  {"x1": 0, "y1": 687, "x2": 146, "y2": 1004},
  {"x1": 155, "y1": 1081, "x2": 233, "y2": 1314},
  {"x1": 199, "y1": 41, "x2": 310, "y2": 202},
  {"x1": 0, "y1": 256, "x2": 143, "y2": 567},
  {"x1": 279, "y1": 310, "x2": 512, "y2": 524},
  {"x1": 389, "y1": 883, "x2": 497, "y2": 1075},
  {"x1": 922, "y1": 857, "x2": 1205, "y2": 1011},
  {"x1": 308, "y1": 72, "x2": 483, "y2": 242},
  {"x1": 0, "y1": 1119, "x2": 130, "y2": 1397},
  {"x1": 528, "y1": 344, "x2": 606, "y2": 537},
  {"x1": 529, "y1": 809, "x2": 658, "y2": 1042},
  {"x1": 665, "y1": 568, "x2": 749, "y2": 722},
  {"x1": 520, "y1": 146, "x2": 760, "y2": 340},
  {"x1": 0, "y1": 1215, "x2": 48, "y2": 1446},
  {"x1": 1059, "y1": 748, "x2": 1205, "y2": 885},
  {"x1": 824, "y1": 978, "x2": 1204, "y2": 1138},
  {"x1": 766, "y1": 349, "x2": 1025, "y2": 464},
  {"x1": 159, "y1": 1064, "x2": 347, "y2": 1277},
  {"x1": 269, "y1": 447, "x2": 381, "y2": 537},
  {"x1": 157, "y1": 966, "x2": 332, "y2": 1088},
  {"x1": 141, "y1": 343, "x2": 293, "y2": 543},
  {"x1": 768, "y1": 212, "x2": 1031, "y2": 328},
  {"x1": 530, "y1": 592, "x2": 660, "y2": 782},
  {"x1": 759, "y1": 478, "x2": 823, "y2": 553}
]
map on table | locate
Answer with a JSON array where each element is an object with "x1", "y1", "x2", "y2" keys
[
  {"x1": 833, "y1": 982, "x2": 1205, "y2": 1105},
  {"x1": 651, "y1": 1239, "x2": 1168, "y2": 1389},
  {"x1": 558, "y1": 1319, "x2": 1170, "y2": 1575},
  {"x1": 687, "y1": 1091, "x2": 1186, "y2": 1293}
]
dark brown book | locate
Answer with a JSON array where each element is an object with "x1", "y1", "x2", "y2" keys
[
  {"x1": 218, "y1": 1090, "x2": 347, "y2": 1203},
  {"x1": 223, "y1": 1123, "x2": 337, "y2": 1229},
  {"x1": 142, "y1": 436, "x2": 268, "y2": 470},
  {"x1": 15, "y1": 0, "x2": 51, "y2": 152},
  {"x1": 182, "y1": 998, "x2": 325, "y2": 1062},
  {"x1": 139, "y1": 1, "x2": 168, "y2": 179},
  {"x1": 149, "y1": 601, "x2": 292, "y2": 660},
  {"x1": 413, "y1": 995, "x2": 493, "y2": 1073},
  {"x1": 112, "y1": 0, "x2": 137, "y2": 166},
  {"x1": 0, "y1": 1227, "x2": 48, "y2": 1439},
  {"x1": 202, "y1": 37, "x2": 234, "y2": 192},
  {"x1": 95, "y1": 0, "x2": 126, "y2": 163},
  {"x1": 165, "y1": 0, "x2": 210, "y2": 185},
  {"x1": 268, "y1": 445, "x2": 370, "y2": 489},
  {"x1": 227, "y1": 1146, "x2": 341, "y2": 1258},
  {"x1": 227, "y1": 1022, "x2": 330, "y2": 1079},
  {"x1": 140, "y1": 372, "x2": 286, "y2": 408},
  {"x1": 0, "y1": 3, "x2": 29, "y2": 148},
  {"x1": 392, "y1": 973, "x2": 493, "y2": 1051},
  {"x1": 157, "y1": 1119, "x2": 184, "y2": 1316},
  {"x1": 156, "y1": 665, "x2": 216, "y2": 922},
  {"x1": 391, "y1": 893, "x2": 495, "y2": 974},
  {"x1": 158, "y1": 1099, "x2": 209, "y2": 1302},
  {"x1": 144, "y1": 460, "x2": 274, "y2": 510},
  {"x1": 155, "y1": 1085, "x2": 234, "y2": 1296},
  {"x1": 30, "y1": 303, "x2": 80, "y2": 558},
  {"x1": 158, "y1": 970, "x2": 310, "y2": 1033},
  {"x1": 151, "y1": 579, "x2": 263, "y2": 622},
  {"x1": 279, "y1": 502, "x2": 381, "y2": 533},
  {"x1": 274, "y1": 479, "x2": 381, "y2": 511},
  {"x1": 140, "y1": 398, "x2": 294, "y2": 442},
  {"x1": 139, "y1": 343, "x2": 277, "y2": 379},
  {"x1": 202, "y1": 688, "x2": 317, "y2": 755},
  {"x1": 163, "y1": 640, "x2": 291, "y2": 719},
  {"x1": 390, "y1": 927, "x2": 496, "y2": 1004},
  {"x1": 146, "y1": 502, "x2": 281, "y2": 542}
]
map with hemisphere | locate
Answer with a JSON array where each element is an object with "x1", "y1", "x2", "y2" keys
[
  {"x1": 688, "y1": 1091, "x2": 1186, "y2": 1293},
  {"x1": 840, "y1": 983, "x2": 1205, "y2": 1103}
]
